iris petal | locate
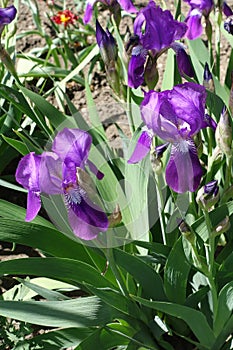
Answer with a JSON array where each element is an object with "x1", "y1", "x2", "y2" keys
[
  {"x1": 128, "y1": 130, "x2": 152, "y2": 163},
  {"x1": 26, "y1": 190, "x2": 41, "y2": 222},
  {"x1": 185, "y1": 10, "x2": 203, "y2": 40},
  {"x1": 68, "y1": 195, "x2": 109, "y2": 240},
  {"x1": 165, "y1": 140, "x2": 202, "y2": 193}
]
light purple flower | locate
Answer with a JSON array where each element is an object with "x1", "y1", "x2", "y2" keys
[
  {"x1": 16, "y1": 128, "x2": 108, "y2": 240},
  {"x1": 128, "y1": 82, "x2": 216, "y2": 193},
  {"x1": 184, "y1": 0, "x2": 214, "y2": 40},
  {"x1": 15, "y1": 152, "x2": 41, "y2": 222},
  {"x1": 84, "y1": 0, "x2": 137, "y2": 24},
  {"x1": 127, "y1": 0, "x2": 187, "y2": 88}
]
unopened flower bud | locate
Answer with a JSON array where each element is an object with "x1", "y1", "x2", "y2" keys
[
  {"x1": 0, "y1": 45, "x2": 18, "y2": 81},
  {"x1": 96, "y1": 20, "x2": 117, "y2": 67},
  {"x1": 196, "y1": 180, "x2": 220, "y2": 210},
  {"x1": 171, "y1": 42, "x2": 194, "y2": 78},
  {"x1": 213, "y1": 216, "x2": 230, "y2": 236},
  {"x1": 179, "y1": 220, "x2": 196, "y2": 246},
  {"x1": 215, "y1": 107, "x2": 232, "y2": 157},
  {"x1": 203, "y1": 62, "x2": 214, "y2": 92},
  {"x1": 150, "y1": 143, "x2": 168, "y2": 174},
  {"x1": 108, "y1": 204, "x2": 122, "y2": 227},
  {"x1": 144, "y1": 56, "x2": 158, "y2": 90},
  {"x1": 224, "y1": 16, "x2": 233, "y2": 35}
]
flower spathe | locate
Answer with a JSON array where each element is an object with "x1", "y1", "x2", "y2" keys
[
  {"x1": 127, "y1": 0, "x2": 187, "y2": 88},
  {"x1": 128, "y1": 82, "x2": 216, "y2": 193},
  {"x1": 16, "y1": 128, "x2": 108, "y2": 240}
]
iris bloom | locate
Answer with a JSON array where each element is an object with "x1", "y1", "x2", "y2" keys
[
  {"x1": 84, "y1": 0, "x2": 137, "y2": 24},
  {"x1": 16, "y1": 128, "x2": 108, "y2": 240},
  {"x1": 128, "y1": 82, "x2": 216, "y2": 193},
  {"x1": 127, "y1": 0, "x2": 188, "y2": 88},
  {"x1": 0, "y1": 5, "x2": 17, "y2": 28},
  {"x1": 184, "y1": 0, "x2": 214, "y2": 40},
  {"x1": 51, "y1": 10, "x2": 78, "y2": 27}
]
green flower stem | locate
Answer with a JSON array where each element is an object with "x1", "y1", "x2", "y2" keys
[
  {"x1": 126, "y1": 87, "x2": 136, "y2": 134},
  {"x1": 105, "y1": 247, "x2": 129, "y2": 297},
  {"x1": 203, "y1": 209, "x2": 218, "y2": 323}
]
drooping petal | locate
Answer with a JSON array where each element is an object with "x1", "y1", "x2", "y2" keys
[
  {"x1": 128, "y1": 46, "x2": 147, "y2": 88},
  {"x1": 185, "y1": 9, "x2": 203, "y2": 40},
  {"x1": 0, "y1": 5, "x2": 17, "y2": 25},
  {"x1": 16, "y1": 152, "x2": 41, "y2": 191},
  {"x1": 52, "y1": 128, "x2": 92, "y2": 169},
  {"x1": 40, "y1": 152, "x2": 63, "y2": 195},
  {"x1": 128, "y1": 130, "x2": 152, "y2": 164},
  {"x1": 15, "y1": 152, "x2": 41, "y2": 222},
  {"x1": 67, "y1": 194, "x2": 108, "y2": 240},
  {"x1": 165, "y1": 139, "x2": 202, "y2": 193},
  {"x1": 26, "y1": 190, "x2": 41, "y2": 222}
]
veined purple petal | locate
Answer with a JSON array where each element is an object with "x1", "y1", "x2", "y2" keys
[
  {"x1": 26, "y1": 190, "x2": 41, "y2": 222},
  {"x1": 40, "y1": 152, "x2": 63, "y2": 195},
  {"x1": 117, "y1": 0, "x2": 137, "y2": 13},
  {"x1": 15, "y1": 152, "x2": 41, "y2": 221},
  {"x1": 0, "y1": 5, "x2": 17, "y2": 25},
  {"x1": 128, "y1": 130, "x2": 152, "y2": 163},
  {"x1": 165, "y1": 139, "x2": 202, "y2": 193},
  {"x1": 83, "y1": 1, "x2": 95, "y2": 24},
  {"x1": 67, "y1": 193, "x2": 108, "y2": 240},
  {"x1": 52, "y1": 128, "x2": 92, "y2": 169},
  {"x1": 128, "y1": 46, "x2": 147, "y2": 88},
  {"x1": 185, "y1": 9, "x2": 203, "y2": 40}
]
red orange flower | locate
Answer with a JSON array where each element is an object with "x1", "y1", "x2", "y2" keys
[{"x1": 51, "y1": 10, "x2": 78, "y2": 27}]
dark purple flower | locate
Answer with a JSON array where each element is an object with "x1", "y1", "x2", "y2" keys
[
  {"x1": 15, "y1": 152, "x2": 41, "y2": 222},
  {"x1": 84, "y1": 0, "x2": 136, "y2": 24},
  {"x1": 127, "y1": 0, "x2": 187, "y2": 88},
  {"x1": 96, "y1": 20, "x2": 117, "y2": 66},
  {"x1": 223, "y1": 2, "x2": 233, "y2": 17},
  {"x1": 0, "y1": 5, "x2": 17, "y2": 27},
  {"x1": 184, "y1": 0, "x2": 214, "y2": 40},
  {"x1": 16, "y1": 128, "x2": 108, "y2": 240},
  {"x1": 128, "y1": 82, "x2": 216, "y2": 193}
]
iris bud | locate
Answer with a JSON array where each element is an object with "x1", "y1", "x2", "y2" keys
[
  {"x1": 213, "y1": 216, "x2": 230, "y2": 236},
  {"x1": 179, "y1": 220, "x2": 196, "y2": 246},
  {"x1": 203, "y1": 62, "x2": 214, "y2": 92},
  {"x1": 196, "y1": 180, "x2": 220, "y2": 210},
  {"x1": 215, "y1": 107, "x2": 232, "y2": 157}
]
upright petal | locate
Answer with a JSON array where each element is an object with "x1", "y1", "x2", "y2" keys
[
  {"x1": 185, "y1": 9, "x2": 203, "y2": 40},
  {"x1": 117, "y1": 0, "x2": 137, "y2": 13},
  {"x1": 52, "y1": 128, "x2": 92, "y2": 168},
  {"x1": 40, "y1": 152, "x2": 63, "y2": 194},
  {"x1": 165, "y1": 140, "x2": 202, "y2": 193},
  {"x1": 68, "y1": 194, "x2": 108, "y2": 240},
  {"x1": 128, "y1": 130, "x2": 152, "y2": 163},
  {"x1": 83, "y1": 1, "x2": 95, "y2": 24}
]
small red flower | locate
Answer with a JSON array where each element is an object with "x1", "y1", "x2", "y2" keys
[{"x1": 51, "y1": 10, "x2": 78, "y2": 27}]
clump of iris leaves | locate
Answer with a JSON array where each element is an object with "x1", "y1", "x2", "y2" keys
[{"x1": 0, "y1": 0, "x2": 233, "y2": 349}]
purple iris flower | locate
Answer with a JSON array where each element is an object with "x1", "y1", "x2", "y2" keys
[
  {"x1": 83, "y1": 0, "x2": 137, "y2": 24},
  {"x1": 16, "y1": 128, "x2": 108, "y2": 240},
  {"x1": 0, "y1": 5, "x2": 17, "y2": 27},
  {"x1": 184, "y1": 0, "x2": 214, "y2": 40},
  {"x1": 127, "y1": 0, "x2": 187, "y2": 88},
  {"x1": 15, "y1": 152, "x2": 41, "y2": 222},
  {"x1": 128, "y1": 82, "x2": 216, "y2": 193}
]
